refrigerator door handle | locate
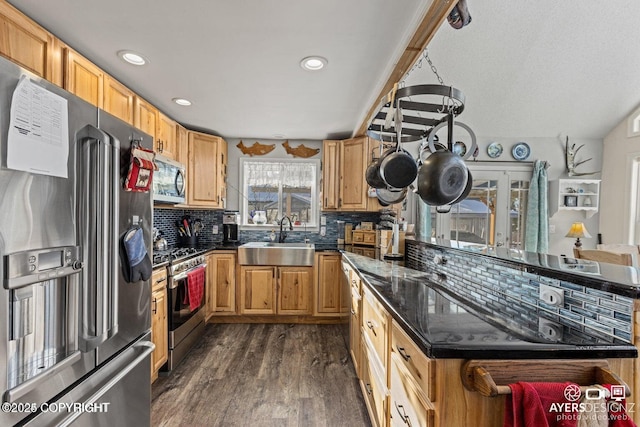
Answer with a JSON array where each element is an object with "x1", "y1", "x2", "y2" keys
[
  {"x1": 4, "y1": 351, "x2": 82, "y2": 403},
  {"x1": 76, "y1": 125, "x2": 119, "y2": 351},
  {"x1": 57, "y1": 341, "x2": 155, "y2": 427}
]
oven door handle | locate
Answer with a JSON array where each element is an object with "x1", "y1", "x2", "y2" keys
[{"x1": 170, "y1": 264, "x2": 207, "y2": 287}]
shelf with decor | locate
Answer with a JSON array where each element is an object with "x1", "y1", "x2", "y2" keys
[{"x1": 549, "y1": 178, "x2": 600, "y2": 218}]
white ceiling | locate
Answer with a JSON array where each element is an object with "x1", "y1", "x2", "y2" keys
[
  {"x1": 8, "y1": 1, "x2": 640, "y2": 141},
  {"x1": 8, "y1": 0, "x2": 430, "y2": 140}
]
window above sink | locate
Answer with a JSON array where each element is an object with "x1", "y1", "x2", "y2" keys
[{"x1": 240, "y1": 158, "x2": 320, "y2": 230}]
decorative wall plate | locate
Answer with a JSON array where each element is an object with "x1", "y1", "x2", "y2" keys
[
  {"x1": 452, "y1": 141, "x2": 467, "y2": 157},
  {"x1": 511, "y1": 142, "x2": 531, "y2": 161},
  {"x1": 487, "y1": 142, "x2": 503, "y2": 158}
]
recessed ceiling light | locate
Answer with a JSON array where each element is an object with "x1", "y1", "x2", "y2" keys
[
  {"x1": 300, "y1": 56, "x2": 327, "y2": 71},
  {"x1": 118, "y1": 50, "x2": 148, "y2": 66},
  {"x1": 172, "y1": 98, "x2": 192, "y2": 106}
]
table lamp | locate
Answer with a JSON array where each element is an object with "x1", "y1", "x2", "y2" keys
[{"x1": 565, "y1": 222, "x2": 591, "y2": 248}]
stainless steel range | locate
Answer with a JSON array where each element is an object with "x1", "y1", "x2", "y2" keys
[{"x1": 162, "y1": 248, "x2": 207, "y2": 373}]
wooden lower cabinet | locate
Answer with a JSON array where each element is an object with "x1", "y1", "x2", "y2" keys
[
  {"x1": 278, "y1": 267, "x2": 312, "y2": 315},
  {"x1": 315, "y1": 253, "x2": 344, "y2": 316},
  {"x1": 239, "y1": 265, "x2": 312, "y2": 315},
  {"x1": 240, "y1": 266, "x2": 276, "y2": 315},
  {"x1": 150, "y1": 268, "x2": 168, "y2": 382},
  {"x1": 206, "y1": 251, "x2": 236, "y2": 318},
  {"x1": 390, "y1": 354, "x2": 434, "y2": 427}
]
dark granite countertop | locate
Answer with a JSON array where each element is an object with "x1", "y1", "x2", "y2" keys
[{"x1": 341, "y1": 252, "x2": 637, "y2": 360}]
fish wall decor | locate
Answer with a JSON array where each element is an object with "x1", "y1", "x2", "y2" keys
[
  {"x1": 236, "y1": 140, "x2": 276, "y2": 156},
  {"x1": 282, "y1": 140, "x2": 320, "y2": 158}
]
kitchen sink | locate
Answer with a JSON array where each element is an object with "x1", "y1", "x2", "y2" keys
[{"x1": 238, "y1": 242, "x2": 315, "y2": 266}]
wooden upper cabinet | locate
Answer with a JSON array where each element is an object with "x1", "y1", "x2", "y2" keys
[
  {"x1": 156, "y1": 111, "x2": 177, "y2": 159},
  {"x1": 322, "y1": 140, "x2": 340, "y2": 210},
  {"x1": 134, "y1": 96, "x2": 158, "y2": 142},
  {"x1": 340, "y1": 136, "x2": 369, "y2": 211},
  {"x1": 176, "y1": 124, "x2": 188, "y2": 165},
  {"x1": 0, "y1": 1, "x2": 60, "y2": 85},
  {"x1": 103, "y1": 74, "x2": 134, "y2": 125},
  {"x1": 63, "y1": 48, "x2": 103, "y2": 107},
  {"x1": 187, "y1": 131, "x2": 219, "y2": 207}
]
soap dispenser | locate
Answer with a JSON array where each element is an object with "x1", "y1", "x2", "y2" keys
[{"x1": 270, "y1": 229, "x2": 276, "y2": 242}]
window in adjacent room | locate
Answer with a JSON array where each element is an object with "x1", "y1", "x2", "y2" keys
[{"x1": 240, "y1": 158, "x2": 319, "y2": 228}]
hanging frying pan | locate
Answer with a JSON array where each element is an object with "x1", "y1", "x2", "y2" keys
[
  {"x1": 379, "y1": 107, "x2": 418, "y2": 189},
  {"x1": 417, "y1": 150, "x2": 468, "y2": 206},
  {"x1": 376, "y1": 187, "x2": 407, "y2": 206},
  {"x1": 365, "y1": 147, "x2": 386, "y2": 189}
]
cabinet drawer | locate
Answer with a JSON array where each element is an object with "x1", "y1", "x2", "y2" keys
[
  {"x1": 353, "y1": 231, "x2": 365, "y2": 243},
  {"x1": 362, "y1": 287, "x2": 389, "y2": 372},
  {"x1": 390, "y1": 354, "x2": 434, "y2": 427},
  {"x1": 151, "y1": 268, "x2": 168, "y2": 292},
  {"x1": 363, "y1": 232, "x2": 376, "y2": 245},
  {"x1": 361, "y1": 340, "x2": 388, "y2": 427},
  {"x1": 391, "y1": 321, "x2": 434, "y2": 400}
]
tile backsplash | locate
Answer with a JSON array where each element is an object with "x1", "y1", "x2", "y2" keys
[
  {"x1": 153, "y1": 208, "x2": 381, "y2": 247},
  {"x1": 405, "y1": 240, "x2": 634, "y2": 343}
]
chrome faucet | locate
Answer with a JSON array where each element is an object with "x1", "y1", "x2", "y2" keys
[{"x1": 278, "y1": 215, "x2": 294, "y2": 243}]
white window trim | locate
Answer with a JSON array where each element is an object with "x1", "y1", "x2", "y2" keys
[
  {"x1": 627, "y1": 105, "x2": 640, "y2": 138},
  {"x1": 239, "y1": 157, "x2": 320, "y2": 231}
]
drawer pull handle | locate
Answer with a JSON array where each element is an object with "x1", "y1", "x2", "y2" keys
[
  {"x1": 365, "y1": 383, "x2": 373, "y2": 395},
  {"x1": 351, "y1": 309, "x2": 356, "y2": 316},
  {"x1": 395, "y1": 403, "x2": 413, "y2": 426},
  {"x1": 155, "y1": 277, "x2": 166, "y2": 284},
  {"x1": 397, "y1": 346, "x2": 411, "y2": 361},
  {"x1": 152, "y1": 298, "x2": 157, "y2": 314},
  {"x1": 366, "y1": 321, "x2": 377, "y2": 336}
]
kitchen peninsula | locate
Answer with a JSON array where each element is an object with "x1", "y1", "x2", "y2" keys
[{"x1": 341, "y1": 238, "x2": 638, "y2": 426}]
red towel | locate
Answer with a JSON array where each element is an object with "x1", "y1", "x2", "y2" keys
[
  {"x1": 185, "y1": 266, "x2": 205, "y2": 312},
  {"x1": 602, "y1": 384, "x2": 637, "y2": 427},
  {"x1": 504, "y1": 382, "x2": 579, "y2": 427}
]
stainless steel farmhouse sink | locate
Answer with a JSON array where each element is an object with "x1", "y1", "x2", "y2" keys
[{"x1": 238, "y1": 242, "x2": 315, "y2": 266}]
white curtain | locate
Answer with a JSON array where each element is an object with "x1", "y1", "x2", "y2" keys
[{"x1": 245, "y1": 161, "x2": 314, "y2": 188}]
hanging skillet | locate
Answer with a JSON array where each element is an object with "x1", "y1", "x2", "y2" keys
[
  {"x1": 376, "y1": 187, "x2": 407, "y2": 206},
  {"x1": 417, "y1": 114, "x2": 469, "y2": 206},
  {"x1": 365, "y1": 146, "x2": 386, "y2": 189},
  {"x1": 379, "y1": 106, "x2": 418, "y2": 189}
]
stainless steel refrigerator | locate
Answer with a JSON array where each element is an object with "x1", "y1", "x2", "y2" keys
[{"x1": 0, "y1": 55, "x2": 154, "y2": 426}]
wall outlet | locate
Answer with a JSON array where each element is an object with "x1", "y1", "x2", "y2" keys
[
  {"x1": 212, "y1": 225, "x2": 218, "y2": 234},
  {"x1": 549, "y1": 224, "x2": 556, "y2": 234},
  {"x1": 539, "y1": 318, "x2": 563, "y2": 340},
  {"x1": 320, "y1": 226, "x2": 326, "y2": 237},
  {"x1": 539, "y1": 284, "x2": 564, "y2": 306}
]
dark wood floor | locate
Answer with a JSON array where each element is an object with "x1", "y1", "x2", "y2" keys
[{"x1": 151, "y1": 323, "x2": 372, "y2": 427}]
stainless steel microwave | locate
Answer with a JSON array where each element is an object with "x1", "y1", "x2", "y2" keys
[{"x1": 153, "y1": 154, "x2": 186, "y2": 204}]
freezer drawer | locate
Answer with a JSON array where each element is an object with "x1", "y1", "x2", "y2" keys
[{"x1": 24, "y1": 334, "x2": 154, "y2": 427}]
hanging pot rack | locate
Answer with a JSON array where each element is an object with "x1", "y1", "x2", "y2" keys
[{"x1": 366, "y1": 84, "x2": 466, "y2": 143}]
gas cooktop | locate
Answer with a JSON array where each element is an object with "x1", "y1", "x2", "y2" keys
[{"x1": 152, "y1": 247, "x2": 210, "y2": 267}]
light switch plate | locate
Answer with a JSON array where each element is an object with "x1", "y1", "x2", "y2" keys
[{"x1": 321, "y1": 216, "x2": 326, "y2": 225}]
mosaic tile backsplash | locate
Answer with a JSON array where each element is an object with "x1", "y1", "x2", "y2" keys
[
  {"x1": 153, "y1": 208, "x2": 381, "y2": 247},
  {"x1": 405, "y1": 240, "x2": 634, "y2": 343}
]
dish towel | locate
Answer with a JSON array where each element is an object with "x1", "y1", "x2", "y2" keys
[
  {"x1": 185, "y1": 266, "x2": 205, "y2": 312},
  {"x1": 602, "y1": 384, "x2": 637, "y2": 427},
  {"x1": 577, "y1": 385, "x2": 607, "y2": 427},
  {"x1": 504, "y1": 382, "x2": 579, "y2": 427},
  {"x1": 121, "y1": 227, "x2": 152, "y2": 283}
]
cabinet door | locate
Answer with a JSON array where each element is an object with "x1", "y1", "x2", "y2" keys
[
  {"x1": 240, "y1": 266, "x2": 276, "y2": 315},
  {"x1": 157, "y1": 111, "x2": 177, "y2": 159},
  {"x1": 176, "y1": 124, "x2": 188, "y2": 165},
  {"x1": 340, "y1": 136, "x2": 368, "y2": 210},
  {"x1": 349, "y1": 289, "x2": 361, "y2": 377},
  {"x1": 0, "y1": 3, "x2": 58, "y2": 84},
  {"x1": 390, "y1": 354, "x2": 434, "y2": 427},
  {"x1": 187, "y1": 131, "x2": 220, "y2": 207},
  {"x1": 322, "y1": 140, "x2": 340, "y2": 210},
  {"x1": 212, "y1": 252, "x2": 236, "y2": 314},
  {"x1": 218, "y1": 138, "x2": 228, "y2": 208},
  {"x1": 64, "y1": 48, "x2": 103, "y2": 107},
  {"x1": 316, "y1": 253, "x2": 342, "y2": 315},
  {"x1": 103, "y1": 74, "x2": 134, "y2": 125},
  {"x1": 134, "y1": 97, "x2": 157, "y2": 143},
  {"x1": 151, "y1": 287, "x2": 168, "y2": 377},
  {"x1": 278, "y1": 267, "x2": 312, "y2": 315}
]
